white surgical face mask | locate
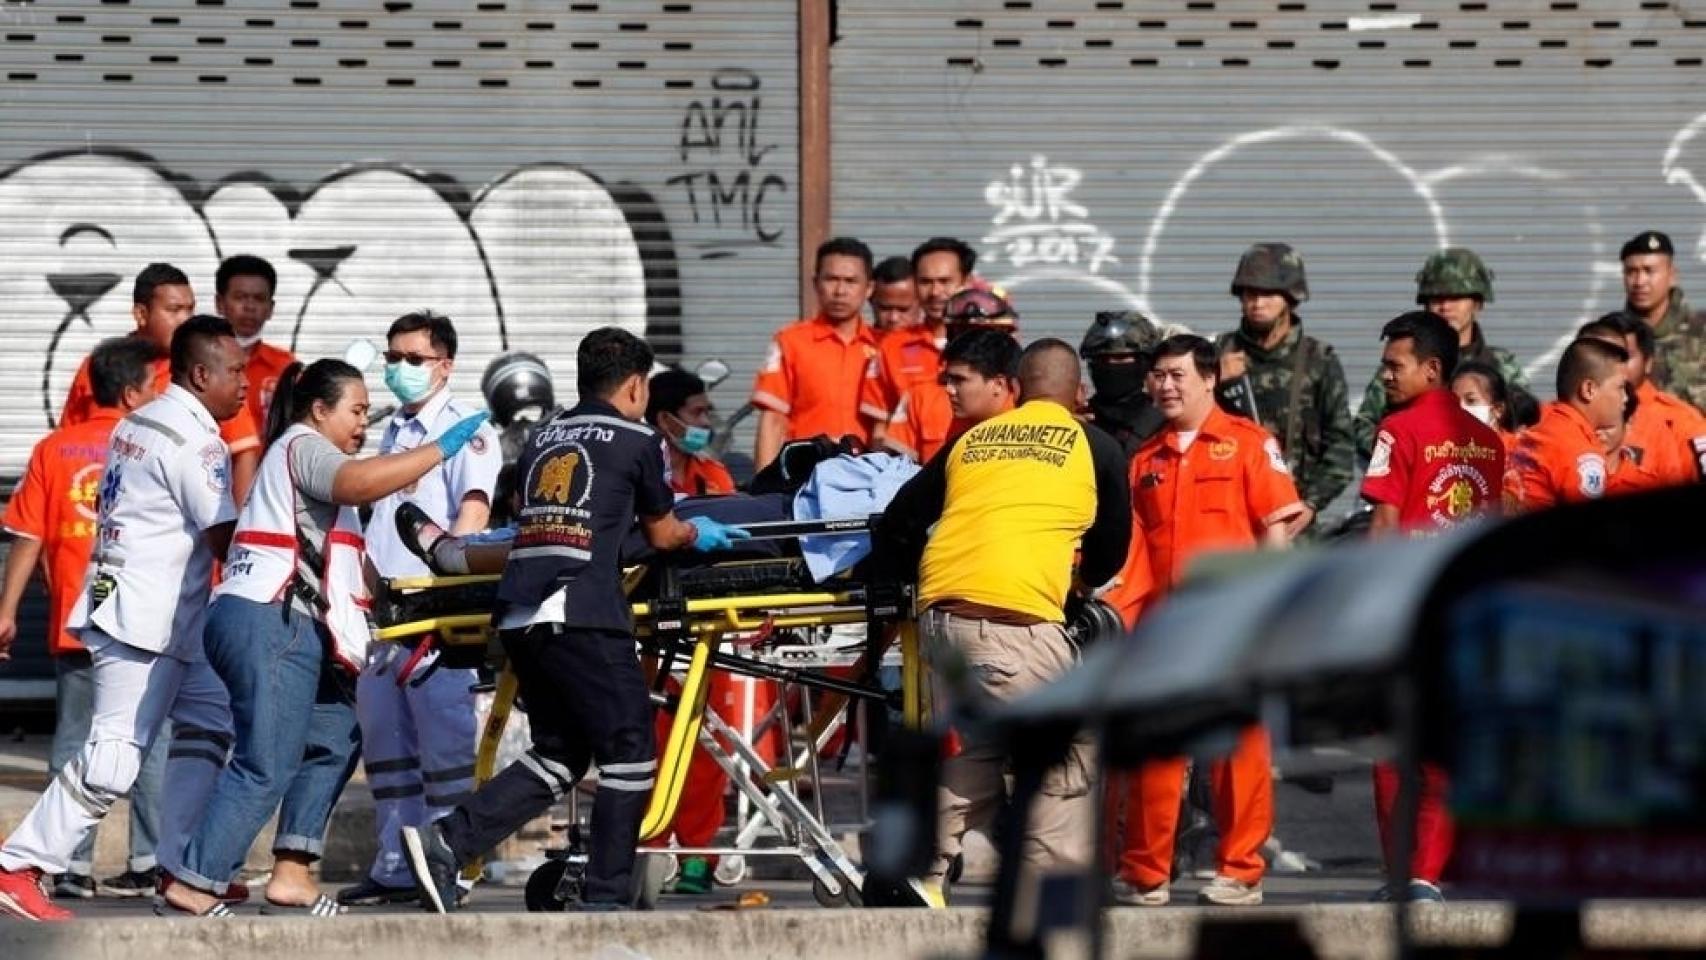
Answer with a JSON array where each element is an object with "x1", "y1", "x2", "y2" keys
[{"x1": 1462, "y1": 402, "x2": 1494, "y2": 426}]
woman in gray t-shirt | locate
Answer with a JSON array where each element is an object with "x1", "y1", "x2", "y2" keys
[{"x1": 161, "y1": 358, "x2": 486, "y2": 917}]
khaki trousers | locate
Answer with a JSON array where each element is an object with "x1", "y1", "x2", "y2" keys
[{"x1": 920, "y1": 606, "x2": 1094, "y2": 884}]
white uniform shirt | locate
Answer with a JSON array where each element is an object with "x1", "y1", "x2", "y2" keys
[
  {"x1": 66, "y1": 384, "x2": 238, "y2": 660},
  {"x1": 364, "y1": 386, "x2": 502, "y2": 578}
]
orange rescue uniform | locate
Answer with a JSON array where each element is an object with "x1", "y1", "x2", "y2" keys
[
  {"x1": 1115, "y1": 406, "x2": 1303, "y2": 890},
  {"x1": 860, "y1": 324, "x2": 944, "y2": 422},
  {"x1": 242, "y1": 340, "x2": 297, "y2": 432},
  {"x1": 671, "y1": 455, "x2": 737, "y2": 499},
  {"x1": 62, "y1": 354, "x2": 261, "y2": 458},
  {"x1": 883, "y1": 381, "x2": 1015, "y2": 465},
  {"x1": 750, "y1": 315, "x2": 883, "y2": 445},
  {"x1": 1504, "y1": 402, "x2": 1610, "y2": 511},
  {"x1": 2, "y1": 407, "x2": 124, "y2": 655},
  {"x1": 1632, "y1": 381, "x2": 1706, "y2": 486}
]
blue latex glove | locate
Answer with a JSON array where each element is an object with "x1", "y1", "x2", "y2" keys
[
  {"x1": 435, "y1": 411, "x2": 490, "y2": 458},
  {"x1": 688, "y1": 515, "x2": 752, "y2": 552}
]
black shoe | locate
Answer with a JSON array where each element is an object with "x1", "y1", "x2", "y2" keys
[
  {"x1": 393, "y1": 502, "x2": 446, "y2": 573},
  {"x1": 336, "y1": 875, "x2": 420, "y2": 906},
  {"x1": 52, "y1": 873, "x2": 95, "y2": 900},
  {"x1": 400, "y1": 824, "x2": 459, "y2": 915},
  {"x1": 98, "y1": 867, "x2": 159, "y2": 898}
]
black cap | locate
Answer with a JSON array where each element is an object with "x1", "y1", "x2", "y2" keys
[{"x1": 1620, "y1": 230, "x2": 1674, "y2": 260}]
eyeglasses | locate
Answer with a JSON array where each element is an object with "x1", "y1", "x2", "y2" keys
[{"x1": 383, "y1": 351, "x2": 446, "y2": 366}]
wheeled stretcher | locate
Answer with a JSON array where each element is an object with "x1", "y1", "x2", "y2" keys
[{"x1": 369, "y1": 517, "x2": 933, "y2": 909}]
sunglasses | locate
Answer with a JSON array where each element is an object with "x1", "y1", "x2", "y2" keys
[{"x1": 383, "y1": 351, "x2": 446, "y2": 366}]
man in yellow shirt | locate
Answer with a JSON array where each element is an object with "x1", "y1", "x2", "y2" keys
[{"x1": 874, "y1": 339, "x2": 1131, "y2": 902}]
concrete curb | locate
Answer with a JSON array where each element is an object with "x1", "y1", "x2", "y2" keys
[{"x1": 8, "y1": 903, "x2": 1706, "y2": 960}]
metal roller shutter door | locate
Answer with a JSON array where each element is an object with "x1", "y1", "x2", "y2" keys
[
  {"x1": 832, "y1": 0, "x2": 1706, "y2": 404},
  {"x1": 0, "y1": 0, "x2": 799, "y2": 488}
]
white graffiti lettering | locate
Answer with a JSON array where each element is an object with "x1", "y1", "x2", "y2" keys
[{"x1": 981, "y1": 155, "x2": 1118, "y2": 274}]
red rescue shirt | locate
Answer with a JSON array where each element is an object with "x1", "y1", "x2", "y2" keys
[{"x1": 1361, "y1": 389, "x2": 1505, "y2": 534}]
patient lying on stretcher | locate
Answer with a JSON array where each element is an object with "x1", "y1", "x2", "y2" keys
[
  {"x1": 393, "y1": 493, "x2": 786, "y2": 577},
  {"x1": 393, "y1": 435, "x2": 920, "y2": 584}
]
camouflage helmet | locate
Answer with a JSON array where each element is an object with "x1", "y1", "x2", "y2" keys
[
  {"x1": 1415, "y1": 247, "x2": 1495, "y2": 304},
  {"x1": 1229, "y1": 243, "x2": 1309, "y2": 304},
  {"x1": 1081, "y1": 310, "x2": 1163, "y2": 360}
]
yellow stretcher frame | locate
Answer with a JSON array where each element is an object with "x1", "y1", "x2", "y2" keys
[{"x1": 373, "y1": 570, "x2": 929, "y2": 900}]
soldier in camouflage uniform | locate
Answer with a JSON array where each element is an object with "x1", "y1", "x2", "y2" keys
[
  {"x1": 1214, "y1": 243, "x2": 1354, "y2": 538},
  {"x1": 1621, "y1": 230, "x2": 1706, "y2": 412},
  {"x1": 1081, "y1": 310, "x2": 1167, "y2": 458},
  {"x1": 1353, "y1": 248, "x2": 1532, "y2": 461}
]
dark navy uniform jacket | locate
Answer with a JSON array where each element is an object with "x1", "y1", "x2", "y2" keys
[{"x1": 495, "y1": 398, "x2": 673, "y2": 632}]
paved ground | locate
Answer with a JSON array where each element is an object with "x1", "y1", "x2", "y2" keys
[{"x1": 50, "y1": 869, "x2": 1392, "y2": 919}]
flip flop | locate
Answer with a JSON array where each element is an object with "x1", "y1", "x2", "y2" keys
[
  {"x1": 154, "y1": 898, "x2": 235, "y2": 918},
  {"x1": 260, "y1": 894, "x2": 343, "y2": 918}
]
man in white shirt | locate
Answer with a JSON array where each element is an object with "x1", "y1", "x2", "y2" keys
[
  {"x1": 0, "y1": 316, "x2": 248, "y2": 922},
  {"x1": 341, "y1": 311, "x2": 502, "y2": 906}
]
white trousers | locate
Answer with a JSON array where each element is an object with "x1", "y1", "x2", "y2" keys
[
  {"x1": 356, "y1": 650, "x2": 477, "y2": 887},
  {"x1": 0, "y1": 629, "x2": 231, "y2": 877}
]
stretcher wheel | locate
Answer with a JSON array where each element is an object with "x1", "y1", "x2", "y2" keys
[
  {"x1": 525, "y1": 858, "x2": 573, "y2": 912},
  {"x1": 811, "y1": 875, "x2": 848, "y2": 908},
  {"x1": 635, "y1": 853, "x2": 671, "y2": 911},
  {"x1": 713, "y1": 854, "x2": 748, "y2": 887}
]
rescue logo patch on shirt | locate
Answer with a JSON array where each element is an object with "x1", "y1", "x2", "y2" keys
[
  {"x1": 1264, "y1": 437, "x2": 1293, "y2": 475},
  {"x1": 1367, "y1": 431, "x2": 1395, "y2": 478},
  {"x1": 469, "y1": 433, "x2": 487, "y2": 455},
  {"x1": 1575, "y1": 453, "x2": 1607, "y2": 498},
  {"x1": 1208, "y1": 439, "x2": 1238, "y2": 461},
  {"x1": 529, "y1": 444, "x2": 593, "y2": 508},
  {"x1": 763, "y1": 342, "x2": 784, "y2": 373},
  {"x1": 200, "y1": 442, "x2": 229, "y2": 493},
  {"x1": 69, "y1": 463, "x2": 103, "y2": 521}
]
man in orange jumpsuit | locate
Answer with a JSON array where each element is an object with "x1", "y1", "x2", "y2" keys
[
  {"x1": 214, "y1": 255, "x2": 296, "y2": 434},
  {"x1": 1111, "y1": 334, "x2": 1304, "y2": 907},
  {"x1": 1505, "y1": 337, "x2": 1632, "y2": 510},
  {"x1": 751, "y1": 238, "x2": 881, "y2": 471},
  {"x1": 862, "y1": 238, "x2": 978, "y2": 448},
  {"x1": 60, "y1": 263, "x2": 262, "y2": 503},
  {"x1": 883, "y1": 293, "x2": 1019, "y2": 463},
  {"x1": 1360, "y1": 311, "x2": 1506, "y2": 903},
  {"x1": 1578, "y1": 313, "x2": 1704, "y2": 488}
]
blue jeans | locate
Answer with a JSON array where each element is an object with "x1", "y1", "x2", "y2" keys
[
  {"x1": 177, "y1": 596, "x2": 360, "y2": 894},
  {"x1": 52, "y1": 653, "x2": 168, "y2": 876}
]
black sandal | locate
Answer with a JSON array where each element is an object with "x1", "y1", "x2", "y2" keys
[{"x1": 154, "y1": 898, "x2": 235, "y2": 918}]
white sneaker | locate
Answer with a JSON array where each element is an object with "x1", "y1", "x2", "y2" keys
[
  {"x1": 1197, "y1": 875, "x2": 1263, "y2": 906},
  {"x1": 1111, "y1": 878, "x2": 1170, "y2": 906}
]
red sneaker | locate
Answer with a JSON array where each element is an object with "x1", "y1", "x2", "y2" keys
[{"x1": 0, "y1": 867, "x2": 75, "y2": 921}]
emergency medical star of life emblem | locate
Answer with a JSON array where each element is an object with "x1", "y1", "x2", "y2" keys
[
  {"x1": 1575, "y1": 453, "x2": 1607, "y2": 498},
  {"x1": 200, "y1": 442, "x2": 229, "y2": 493}
]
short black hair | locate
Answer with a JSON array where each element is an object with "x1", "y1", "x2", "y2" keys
[
  {"x1": 911, "y1": 237, "x2": 977, "y2": 277},
  {"x1": 645, "y1": 367, "x2": 707, "y2": 426},
  {"x1": 1595, "y1": 309, "x2": 1656, "y2": 360},
  {"x1": 1575, "y1": 317, "x2": 1623, "y2": 343},
  {"x1": 1381, "y1": 309, "x2": 1459, "y2": 378},
  {"x1": 1556, "y1": 337, "x2": 1628, "y2": 401},
  {"x1": 387, "y1": 310, "x2": 459, "y2": 358},
  {"x1": 942, "y1": 328, "x2": 1020, "y2": 381},
  {"x1": 133, "y1": 263, "x2": 190, "y2": 307},
  {"x1": 872, "y1": 255, "x2": 913, "y2": 286},
  {"x1": 577, "y1": 326, "x2": 654, "y2": 400},
  {"x1": 1152, "y1": 333, "x2": 1218, "y2": 380},
  {"x1": 89, "y1": 336, "x2": 161, "y2": 408},
  {"x1": 215, "y1": 254, "x2": 278, "y2": 297},
  {"x1": 814, "y1": 237, "x2": 874, "y2": 278},
  {"x1": 170, "y1": 314, "x2": 236, "y2": 382}
]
